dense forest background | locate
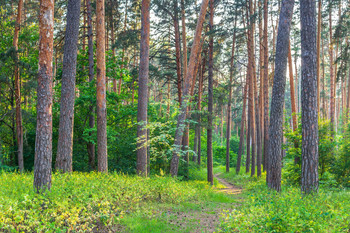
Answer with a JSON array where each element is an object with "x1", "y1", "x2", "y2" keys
[{"x1": 0, "y1": 0, "x2": 349, "y2": 187}]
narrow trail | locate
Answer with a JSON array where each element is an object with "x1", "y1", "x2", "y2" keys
[
  {"x1": 214, "y1": 173, "x2": 242, "y2": 195},
  {"x1": 155, "y1": 174, "x2": 244, "y2": 233}
]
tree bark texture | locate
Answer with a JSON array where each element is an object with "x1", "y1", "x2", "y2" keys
[
  {"x1": 207, "y1": 0, "x2": 214, "y2": 185},
  {"x1": 34, "y1": 0, "x2": 55, "y2": 192},
  {"x1": 329, "y1": 7, "x2": 335, "y2": 131},
  {"x1": 288, "y1": 41, "x2": 297, "y2": 131},
  {"x1": 136, "y1": 0, "x2": 150, "y2": 177},
  {"x1": 300, "y1": 0, "x2": 319, "y2": 194},
  {"x1": 14, "y1": 0, "x2": 24, "y2": 172},
  {"x1": 56, "y1": 0, "x2": 81, "y2": 172},
  {"x1": 236, "y1": 81, "x2": 248, "y2": 174},
  {"x1": 267, "y1": 0, "x2": 294, "y2": 191},
  {"x1": 96, "y1": 0, "x2": 108, "y2": 172},
  {"x1": 170, "y1": 0, "x2": 209, "y2": 176},
  {"x1": 263, "y1": 0, "x2": 269, "y2": 174},
  {"x1": 246, "y1": 1, "x2": 256, "y2": 176},
  {"x1": 316, "y1": 0, "x2": 321, "y2": 116},
  {"x1": 174, "y1": 0, "x2": 182, "y2": 105},
  {"x1": 197, "y1": 51, "x2": 206, "y2": 166}
]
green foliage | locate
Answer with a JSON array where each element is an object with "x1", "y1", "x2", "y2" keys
[
  {"x1": 213, "y1": 145, "x2": 237, "y2": 168},
  {"x1": 333, "y1": 124, "x2": 350, "y2": 187},
  {"x1": 229, "y1": 136, "x2": 240, "y2": 155},
  {"x1": 0, "y1": 171, "x2": 219, "y2": 232},
  {"x1": 218, "y1": 172, "x2": 350, "y2": 232},
  {"x1": 283, "y1": 118, "x2": 337, "y2": 186}
]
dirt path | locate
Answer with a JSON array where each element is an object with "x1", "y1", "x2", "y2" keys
[
  {"x1": 214, "y1": 173, "x2": 242, "y2": 195},
  {"x1": 163, "y1": 174, "x2": 243, "y2": 233}
]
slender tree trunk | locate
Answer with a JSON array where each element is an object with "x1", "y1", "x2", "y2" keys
[
  {"x1": 83, "y1": 0, "x2": 87, "y2": 50},
  {"x1": 263, "y1": 0, "x2": 269, "y2": 174},
  {"x1": 174, "y1": 1, "x2": 182, "y2": 105},
  {"x1": 256, "y1": 0, "x2": 263, "y2": 177},
  {"x1": 236, "y1": 81, "x2": 248, "y2": 174},
  {"x1": 207, "y1": 0, "x2": 214, "y2": 185},
  {"x1": 226, "y1": 28, "x2": 236, "y2": 173},
  {"x1": 197, "y1": 50, "x2": 206, "y2": 165},
  {"x1": 13, "y1": 0, "x2": 24, "y2": 172},
  {"x1": 111, "y1": 10, "x2": 118, "y2": 93},
  {"x1": 181, "y1": 0, "x2": 187, "y2": 79},
  {"x1": 288, "y1": 41, "x2": 297, "y2": 131},
  {"x1": 316, "y1": 0, "x2": 321, "y2": 116},
  {"x1": 267, "y1": 0, "x2": 294, "y2": 191},
  {"x1": 329, "y1": 6, "x2": 335, "y2": 131},
  {"x1": 34, "y1": 0, "x2": 55, "y2": 192},
  {"x1": 167, "y1": 78, "x2": 171, "y2": 115},
  {"x1": 300, "y1": 0, "x2": 319, "y2": 194},
  {"x1": 56, "y1": 0, "x2": 81, "y2": 172},
  {"x1": 136, "y1": 0, "x2": 150, "y2": 176},
  {"x1": 86, "y1": 0, "x2": 95, "y2": 170},
  {"x1": 96, "y1": 0, "x2": 108, "y2": 172},
  {"x1": 246, "y1": 1, "x2": 256, "y2": 177},
  {"x1": 170, "y1": 0, "x2": 209, "y2": 176}
]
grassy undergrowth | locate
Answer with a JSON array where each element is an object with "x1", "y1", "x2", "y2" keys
[
  {"x1": 0, "y1": 169, "x2": 232, "y2": 232},
  {"x1": 216, "y1": 166, "x2": 350, "y2": 232}
]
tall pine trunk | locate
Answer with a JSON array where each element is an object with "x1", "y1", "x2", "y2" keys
[
  {"x1": 96, "y1": 0, "x2": 108, "y2": 172},
  {"x1": 207, "y1": 0, "x2": 214, "y2": 185},
  {"x1": 263, "y1": 0, "x2": 269, "y2": 173},
  {"x1": 316, "y1": 0, "x2": 322, "y2": 115},
  {"x1": 86, "y1": 0, "x2": 95, "y2": 170},
  {"x1": 174, "y1": 0, "x2": 182, "y2": 105},
  {"x1": 236, "y1": 80, "x2": 248, "y2": 174},
  {"x1": 300, "y1": 0, "x2": 319, "y2": 194},
  {"x1": 136, "y1": 0, "x2": 150, "y2": 176},
  {"x1": 329, "y1": 6, "x2": 335, "y2": 131},
  {"x1": 13, "y1": 0, "x2": 24, "y2": 172},
  {"x1": 247, "y1": 1, "x2": 256, "y2": 177},
  {"x1": 267, "y1": 0, "x2": 294, "y2": 191},
  {"x1": 34, "y1": 0, "x2": 55, "y2": 192},
  {"x1": 226, "y1": 25, "x2": 236, "y2": 173},
  {"x1": 56, "y1": 0, "x2": 81, "y2": 172}
]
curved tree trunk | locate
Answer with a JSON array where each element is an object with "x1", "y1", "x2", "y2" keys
[
  {"x1": 136, "y1": 0, "x2": 150, "y2": 176},
  {"x1": 170, "y1": 0, "x2": 209, "y2": 176},
  {"x1": 300, "y1": 0, "x2": 319, "y2": 194},
  {"x1": 34, "y1": 0, "x2": 55, "y2": 192},
  {"x1": 56, "y1": 0, "x2": 81, "y2": 172},
  {"x1": 96, "y1": 0, "x2": 108, "y2": 172},
  {"x1": 267, "y1": 0, "x2": 295, "y2": 191}
]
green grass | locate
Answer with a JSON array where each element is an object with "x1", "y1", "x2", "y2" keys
[
  {"x1": 217, "y1": 168, "x2": 350, "y2": 232},
  {"x1": 0, "y1": 170, "x2": 233, "y2": 232}
]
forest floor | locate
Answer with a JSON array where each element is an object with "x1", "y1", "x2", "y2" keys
[
  {"x1": 120, "y1": 172, "x2": 242, "y2": 233},
  {"x1": 1, "y1": 168, "x2": 349, "y2": 232}
]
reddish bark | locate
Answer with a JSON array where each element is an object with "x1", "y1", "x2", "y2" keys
[
  {"x1": 170, "y1": 0, "x2": 209, "y2": 176},
  {"x1": 13, "y1": 0, "x2": 24, "y2": 172},
  {"x1": 34, "y1": 0, "x2": 55, "y2": 192},
  {"x1": 136, "y1": 0, "x2": 150, "y2": 176},
  {"x1": 96, "y1": 0, "x2": 108, "y2": 172}
]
